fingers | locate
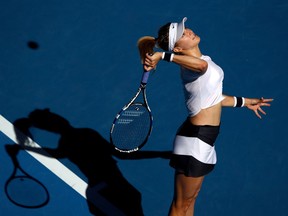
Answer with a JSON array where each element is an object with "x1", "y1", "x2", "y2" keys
[
  {"x1": 144, "y1": 52, "x2": 162, "y2": 68},
  {"x1": 143, "y1": 64, "x2": 154, "y2": 72},
  {"x1": 260, "y1": 103, "x2": 271, "y2": 107},
  {"x1": 257, "y1": 98, "x2": 273, "y2": 107},
  {"x1": 254, "y1": 109, "x2": 263, "y2": 119},
  {"x1": 249, "y1": 97, "x2": 273, "y2": 119},
  {"x1": 144, "y1": 59, "x2": 153, "y2": 67},
  {"x1": 144, "y1": 53, "x2": 154, "y2": 66},
  {"x1": 258, "y1": 107, "x2": 266, "y2": 115},
  {"x1": 255, "y1": 111, "x2": 262, "y2": 119},
  {"x1": 254, "y1": 106, "x2": 267, "y2": 119},
  {"x1": 259, "y1": 98, "x2": 274, "y2": 104},
  {"x1": 262, "y1": 98, "x2": 274, "y2": 102}
]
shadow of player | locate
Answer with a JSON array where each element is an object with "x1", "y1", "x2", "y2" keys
[{"x1": 12, "y1": 108, "x2": 171, "y2": 215}]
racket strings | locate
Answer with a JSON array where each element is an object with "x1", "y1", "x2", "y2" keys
[
  {"x1": 111, "y1": 104, "x2": 152, "y2": 151},
  {"x1": 6, "y1": 176, "x2": 49, "y2": 208}
]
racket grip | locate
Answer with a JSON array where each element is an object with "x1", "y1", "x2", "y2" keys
[{"x1": 141, "y1": 71, "x2": 150, "y2": 84}]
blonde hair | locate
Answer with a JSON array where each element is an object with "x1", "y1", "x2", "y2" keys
[{"x1": 137, "y1": 36, "x2": 156, "y2": 63}]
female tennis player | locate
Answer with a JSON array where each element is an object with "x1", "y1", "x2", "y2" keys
[{"x1": 139, "y1": 17, "x2": 273, "y2": 216}]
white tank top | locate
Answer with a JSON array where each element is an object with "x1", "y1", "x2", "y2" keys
[{"x1": 180, "y1": 55, "x2": 225, "y2": 117}]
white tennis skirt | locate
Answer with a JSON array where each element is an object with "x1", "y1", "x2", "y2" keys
[{"x1": 170, "y1": 119, "x2": 220, "y2": 177}]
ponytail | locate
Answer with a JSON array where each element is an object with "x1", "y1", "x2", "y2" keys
[{"x1": 137, "y1": 36, "x2": 156, "y2": 63}]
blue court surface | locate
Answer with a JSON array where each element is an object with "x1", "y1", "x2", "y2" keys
[{"x1": 1, "y1": 0, "x2": 288, "y2": 215}]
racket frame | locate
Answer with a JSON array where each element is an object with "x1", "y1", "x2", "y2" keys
[
  {"x1": 5, "y1": 145, "x2": 50, "y2": 208},
  {"x1": 5, "y1": 174, "x2": 50, "y2": 208},
  {"x1": 110, "y1": 70, "x2": 153, "y2": 153}
]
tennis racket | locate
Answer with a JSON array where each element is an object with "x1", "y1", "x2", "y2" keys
[
  {"x1": 4, "y1": 144, "x2": 50, "y2": 208},
  {"x1": 110, "y1": 67, "x2": 154, "y2": 153}
]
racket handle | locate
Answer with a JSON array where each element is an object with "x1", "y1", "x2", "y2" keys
[
  {"x1": 141, "y1": 70, "x2": 150, "y2": 84},
  {"x1": 141, "y1": 53, "x2": 154, "y2": 84}
]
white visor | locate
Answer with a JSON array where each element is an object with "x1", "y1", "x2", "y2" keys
[{"x1": 168, "y1": 17, "x2": 187, "y2": 51}]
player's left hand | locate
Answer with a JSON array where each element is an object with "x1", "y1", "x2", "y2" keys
[{"x1": 247, "y1": 97, "x2": 273, "y2": 119}]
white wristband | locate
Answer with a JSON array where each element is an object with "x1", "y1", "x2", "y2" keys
[
  {"x1": 241, "y1": 97, "x2": 245, "y2": 107},
  {"x1": 233, "y1": 96, "x2": 237, "y2": 107},
  {"x1": 170, "y1": 53, "x2": 174, "y2": 62}
]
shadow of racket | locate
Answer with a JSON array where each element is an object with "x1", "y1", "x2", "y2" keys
[{"x1": 4, "y1": 144, "x2": 50, "y2": 208}]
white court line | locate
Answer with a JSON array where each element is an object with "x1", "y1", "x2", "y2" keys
[{"x1": 0, "y1": 115, "x2": 88, "y2": 197}]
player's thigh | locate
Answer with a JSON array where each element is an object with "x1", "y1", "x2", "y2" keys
[{"x1": 174, "y1": 173, "x2": 205, "y2": 200}]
